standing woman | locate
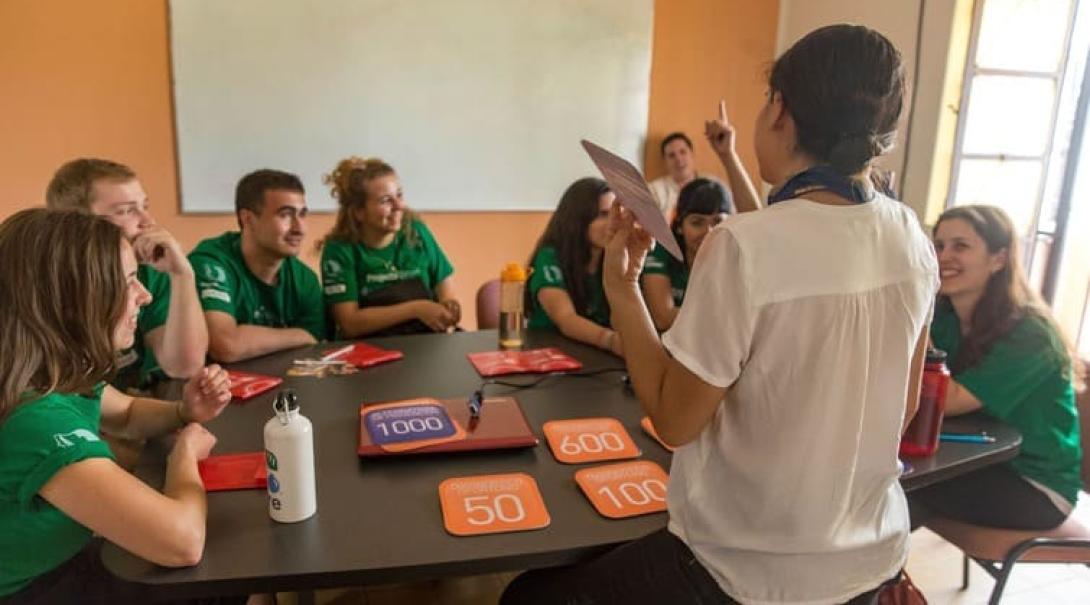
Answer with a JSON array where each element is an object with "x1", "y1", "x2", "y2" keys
[
  {"x1": 504, "y1": 25, "x2": 937, "y2": 604},
  {"x1": 911, "y1": 205, "x2": 1082, "y2": 530},
  {"x1": 0, "y1": 209, "x2": 237, "y2": 603},
  {"x1": 319, "y1": 156, "x2": 460, "y2": 337},
  {"x1": 526, "y1": 177, "x2": 623, "y2": 356},
  {"x1": 641, "y1": 177, "x2": 732, "y2": 331}
]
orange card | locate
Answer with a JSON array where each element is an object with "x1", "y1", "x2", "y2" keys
[
  {"x1": 575, "y1": 460, "x2": 669, "y2": 519},
  {"x1": 439, "y1": 473, "x2": 551, "y2": 536},
  {"x1": 640, "y1": 416, "x2": 675, "y2": 452},
  {"x1": 542, "y1": 417, "x2": 640, "y2": 464}
]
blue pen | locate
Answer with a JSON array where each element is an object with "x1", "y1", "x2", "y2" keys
[{"x1": 939, "y1": 433, "x2": 996, "y2": 444}]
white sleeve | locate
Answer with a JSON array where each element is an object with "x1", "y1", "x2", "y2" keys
[{"x1": 662, "y1": 227, "x2": 755, "y2": 389}]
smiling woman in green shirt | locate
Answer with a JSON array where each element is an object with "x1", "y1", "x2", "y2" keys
[
  {"x1": 526, "y1": 177, "x2": 622, "y2": 356},
  {"x1": 0, "y1": 209, "x2": 235, "y2": 603},
  {"x1": 319, "y1": 157, "x2": 460, "y2": 337},
  {"x1": 911, "y1": 205, "x2": 1083, "y2": 531}
]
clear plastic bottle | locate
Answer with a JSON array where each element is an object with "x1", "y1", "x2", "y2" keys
[
  {"x1": 499, "y1": 262, "x2": 527, "y2": 350},
  {"x1": 264, "y1": 389, "x2": 317, "y2": 522}
]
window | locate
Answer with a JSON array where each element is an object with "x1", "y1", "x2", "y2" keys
[{"x1": 948, "y1": 0, "x2": 1090, "y2": 356}]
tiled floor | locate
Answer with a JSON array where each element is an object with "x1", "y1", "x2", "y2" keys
[{"x1": 278, "y1": 530, "x2": 1090, "y2": 604}]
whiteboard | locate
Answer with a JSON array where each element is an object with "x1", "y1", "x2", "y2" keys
[{"x1": 169, "y1": 0, "x2": 654, "y2": 213}]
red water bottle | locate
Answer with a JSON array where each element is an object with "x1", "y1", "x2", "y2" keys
[{"x1": 899, "y1": 348, "x2": 951, "y2": 457}]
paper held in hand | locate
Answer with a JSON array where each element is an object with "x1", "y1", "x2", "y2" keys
[{"x1": 580, "y1": 139, "x2": 684, "y2": 261}]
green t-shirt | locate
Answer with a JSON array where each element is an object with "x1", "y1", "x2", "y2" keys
[
  {"x1": 189, "y1": 232, "x2": 327, "y2": 341},
  {"x1": 0, "y1": 386, "x2": 114, "y2": 596},
  {"x1": 641, "y1": 243, "x2": 688, "y2": 307},
  {"x1": 931, "y1": 303, "x2": 1083, "y2": 504},
  {"x1": 320, "y1": 219, "x2": 454, "y2": 305},
  {"x1": 114, "y1": 265, "x2": 171, "y2": 391},
  {"x1": 527, "y1": 246, "x2": 609, "y2": 330}
]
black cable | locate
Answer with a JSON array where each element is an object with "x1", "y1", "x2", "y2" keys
[{"x1": 467, "y1": 367, "x2": 628, "y2": 416}]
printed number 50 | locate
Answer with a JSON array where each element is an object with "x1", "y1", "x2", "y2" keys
[{"x1": 464, "y1": 494, "x2": 526, "y2": 525}]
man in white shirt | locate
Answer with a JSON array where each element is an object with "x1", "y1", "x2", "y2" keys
[{"x1": 647, "y1": 132, "x2": 727, "y2": 216}]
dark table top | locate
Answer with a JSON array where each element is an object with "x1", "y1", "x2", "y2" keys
[{"x1": 102, "y1": 330, "x2": 1020, "y2": 598}]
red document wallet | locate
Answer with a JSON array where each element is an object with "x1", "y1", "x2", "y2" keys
[
  {"x1": 467, "y1": 348, "x2": 582, "y2": 377},
  {"x1": 323, "y1": 343, "x2": 404, "y2": 368},
  {"x1": 358, "y1": 396, "x2": 538, "y2": 457},
  {"x1": 227, "y1": 370, "x2": 283, "y2": 401},
  {"x1": 198, "y1": 452, "x2": 267, "y2": 492}
]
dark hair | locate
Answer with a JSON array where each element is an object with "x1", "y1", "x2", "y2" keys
[
  {"x1": 934, "y1": 205, "x2": 1083, "y2": 388},
  {"x1": 770, "y1": 24, "x2": 905, "y2": 176},
  {"x1": 527, "y1": 177, "x2": 612, "y2": 318},
  {"x1": 0, "y1": 209, "x2": 127, "y2": 419},
  {"x1": 46, "y1": 158, "x2": 136, "y2": 211},
  {"x1": 235, "y1": 169, "x2": 305, "y2": 229},
  {"x1": 672, "y1": 178, "x2": 731, "y2": 263},
  {"x1": 660, "y1": 132, "x2": 693, "y2": 156}
]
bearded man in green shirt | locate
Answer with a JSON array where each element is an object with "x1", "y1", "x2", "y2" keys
[{"x1": 189, "y1": 169, "x2": 327, "y2": 362}]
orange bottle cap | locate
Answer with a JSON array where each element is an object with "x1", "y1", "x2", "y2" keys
[{"x1": 501, "y1": 263, "x2": 527, "y2": 282}]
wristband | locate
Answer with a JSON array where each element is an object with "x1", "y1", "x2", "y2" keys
[{"x1": 175, "y1": 400, "x2": 189, "y2": 427}]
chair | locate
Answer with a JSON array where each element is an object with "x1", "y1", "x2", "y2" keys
[
  {"x1": 476, "y1": 279, "x2": 501, "y2": 330},
  {"x1": 925, "y1": 360, "x2": 1090, "y2": 604}
]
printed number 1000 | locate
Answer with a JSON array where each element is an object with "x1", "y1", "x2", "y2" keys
[{"x1": 375, "y1": 416, "x2": 445, "y2": 437}]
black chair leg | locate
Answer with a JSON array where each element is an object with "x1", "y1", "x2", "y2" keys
[
  {"x1": 987, "y1": 563, "x2": 1015, "y2": 605},
  {"x1": 961, "y1": 554, "x2": 970, "y2": 590}
]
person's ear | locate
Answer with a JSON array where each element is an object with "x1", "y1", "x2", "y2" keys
[{"x1": 989, "y1": 248, "x2": 1009, "y2": 274}]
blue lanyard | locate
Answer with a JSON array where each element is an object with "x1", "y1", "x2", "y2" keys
[{"x1": 767, "y1": 165, "x2": 877, "y2": 206}]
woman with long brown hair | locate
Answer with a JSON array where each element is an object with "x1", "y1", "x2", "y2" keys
[
  {"x1": 0, "y1": 209, "x2": 236, "y2": 603},
  {"x1": 911, "y1": 204, "x2": 1083, "y2": 530},
  {"x1": 319, "y1": 156, "x2": 460, "y2": 337}
]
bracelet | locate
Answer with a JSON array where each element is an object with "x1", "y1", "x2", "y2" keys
[{"x1": 175, "y1": 400, "x2": 188, "y2": 427}]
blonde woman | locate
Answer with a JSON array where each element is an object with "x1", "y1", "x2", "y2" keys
[{"x1": 319, "y1": 157, "x2": 460, "y2": 337}]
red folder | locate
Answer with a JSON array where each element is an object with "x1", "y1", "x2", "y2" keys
[
  {"x1": 198, "y1": 452, "x2": 267, "y2": 492},
  {"x1": 467, "y1": 348, "x2": 582, "y2": 377},
  {"x1": 227, "y1": 370, "x2": 283, "y2": 401},
  {"x1": 357, "y1": 396, "x2": 538, "y2": 457},
  {"x1": 323, "y1": 343, "x2": 404, "y2": 368}
]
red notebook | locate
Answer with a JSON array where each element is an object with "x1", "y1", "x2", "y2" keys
[
  {"x1": 227, "y1": 370, "x2": 283, "y2": 401},
  {"x1": 467, "y1": 348, "x2": 582, "y2": 377},
  {"x1": 323, "y1": 343, "x2": 404, "y2": 368},
  {"x1": 357, "y1": 396, "x2": 538, "y2": 457},
  {"x1": 198, "y1": 452, "x2": 267, "y2": 492}
]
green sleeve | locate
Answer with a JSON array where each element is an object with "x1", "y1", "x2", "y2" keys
[
  {"x1": 955, "y1": 315, "x2": 1068, "y2": 420},
  {"x1": 415, "y1": 221, "x2": 454, "y2": 289},
  {"x1": 136, "y1": 266, "x2": 171, "y2": 335},
  {"x1": 1, "y1": 404, "x2": 114, "y2": 506},
  {"x1": 529, "y1": 246, "x2": 567, "y2": 302},
  {"x1": 321, "y1": 241, "x2": 359, "y2": 305},
  {"x1": 641, "y1": 244, "x2": 671, "y2": 276},
  {"x1": 296, "y1": 263, "x2": 328, "y2": 341},
  {"x1": 189, "y1": 251, "x2": 238, "y2": 317}
]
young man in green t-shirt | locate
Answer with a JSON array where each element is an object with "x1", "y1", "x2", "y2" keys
[
  {"x1": 189, "y1": 169, "x2": 326, "y2": 363},
  {"x1": 45, "y1": 158, "x2": 208, "y2": 390}
]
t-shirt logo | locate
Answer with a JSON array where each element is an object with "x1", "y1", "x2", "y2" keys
[
  {"x1": 53, "y1": 428, "x2": 101, "y2": 448},
  {"x1": 203, "y1": 264, "x2": 228, "y2": 284},
  {"x1": 542, "y1": 265, "x2": 563, "y2": 285},
  {"x1": 323, "y1": 259, "x2": 343, "y2": 277}
]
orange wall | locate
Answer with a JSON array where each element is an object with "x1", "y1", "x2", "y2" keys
[{"x1": 0, "y1": 0, "x2": 777, "y2": 328}]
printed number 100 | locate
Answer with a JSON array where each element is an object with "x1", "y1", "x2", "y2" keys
[
  {"x1": 375, "y1": 417, "x2": 444, "y2": 437},
  {"x1": 597, "y1": 479, "x2": 667, "y2": 508}
]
